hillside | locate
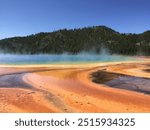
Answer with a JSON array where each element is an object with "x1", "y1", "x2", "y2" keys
[{"x1": 0, "y1": 26, "x2": 150, "y2": 55}]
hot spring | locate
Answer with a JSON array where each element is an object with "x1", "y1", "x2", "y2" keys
[{"x1": 0, "y1": 54, "x2": 137, "y2": 65}]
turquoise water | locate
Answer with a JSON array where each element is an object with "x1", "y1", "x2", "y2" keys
[{"x1": 0, "y1": 54, "x2": 137, "y2": 65}]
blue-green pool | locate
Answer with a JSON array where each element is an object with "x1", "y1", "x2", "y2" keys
[{"x1": 0, "y1": 54, "x2": 137, "y2": 65}]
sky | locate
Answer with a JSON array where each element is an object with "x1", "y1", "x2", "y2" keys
[{"x1": 0, "y1": 0, "x2": 150, "y2": 39}]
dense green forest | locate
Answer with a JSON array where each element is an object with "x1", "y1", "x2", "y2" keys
[{"x1": 0, "y1": 26, "x2": 150, "y2": 55}]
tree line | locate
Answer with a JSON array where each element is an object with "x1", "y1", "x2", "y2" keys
[{"x1": 0, "y1": 26, "x2": 150, "y2": 55}]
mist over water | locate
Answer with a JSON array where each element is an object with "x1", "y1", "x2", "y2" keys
[
  {"x1": 0, "y1": 46, "x2": 136, "y2": 65},
  {"x1": 0, "y1": 53, "x2": 136, "y2": 65}
]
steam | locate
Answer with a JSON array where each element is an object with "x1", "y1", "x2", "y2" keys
[{"x1": 0, "y1": 48, "x2": 134, "y2": 65}]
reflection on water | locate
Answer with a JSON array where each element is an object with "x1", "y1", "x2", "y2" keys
[
  {"x1": 92, "y1": 70, "x2": 150, "y2": 95},
  {"x1": 0, "y1": 54, "x2": 136, "y2": 65},
  {"x1": 106, "y1": 76, "x2": 150, "y2": 94}
]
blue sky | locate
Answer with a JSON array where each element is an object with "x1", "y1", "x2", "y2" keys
[{"x1": 0, "y1": 0, "x2": 150, "y2": 39}]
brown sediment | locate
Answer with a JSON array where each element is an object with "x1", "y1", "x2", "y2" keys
[
  {"x1": 144, "y1": 69, "x2": 150, "y2": 72},
  {"x1": 91, "y1": 70, "x2": 123, "y2": 84},
  {"x1": 91, "y1": 70, "x2": 150, "y2": 94},
  {"x1": 0, "y1": 61, "x2": 150, "y2": 112}
]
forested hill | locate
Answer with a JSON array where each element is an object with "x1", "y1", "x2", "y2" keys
[{"x1": 0, "y1": 26, "x2": 150, "y2": 55}]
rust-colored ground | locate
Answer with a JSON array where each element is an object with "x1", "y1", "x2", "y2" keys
[{"x1": 0, "y1": 61, "x2": 150, "y2": 112}]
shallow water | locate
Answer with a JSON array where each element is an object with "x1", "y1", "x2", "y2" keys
[
  {"x1": 0, "y1": 54, "x2": 136, "y2": 65},
  {"x1": 91, "y1": 70, "x2": 150, "y2": 95},
  {"x1": 106, "y1": 76, "x2": 150, "y2": 94}
]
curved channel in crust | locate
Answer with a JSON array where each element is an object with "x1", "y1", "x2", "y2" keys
[{"x1": 0, "y1": 61, "x2": 150, "y2": 112}]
